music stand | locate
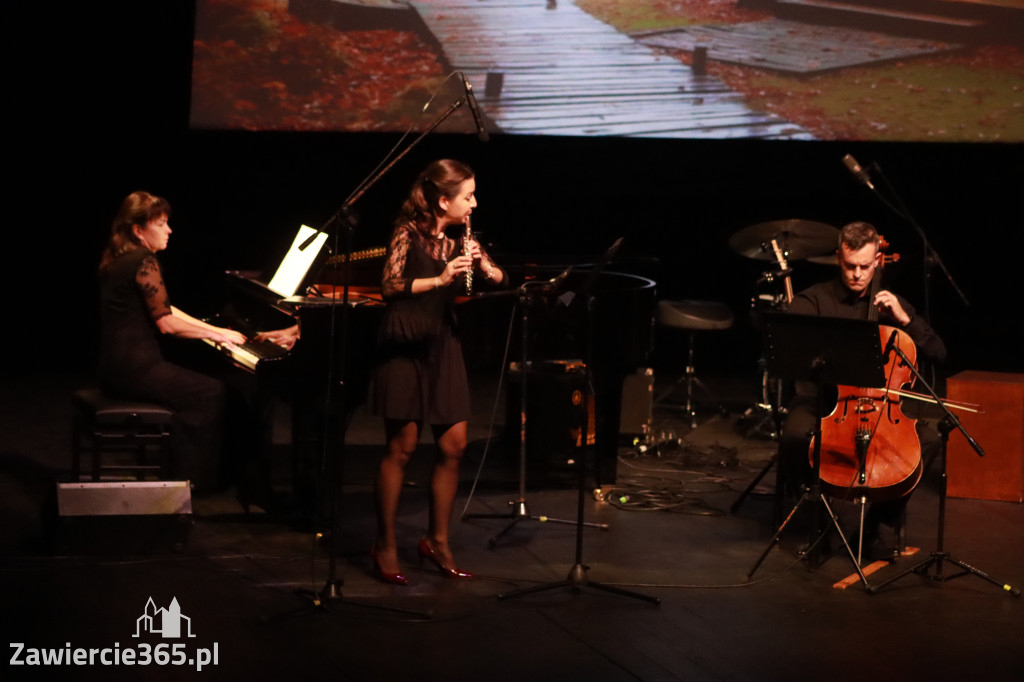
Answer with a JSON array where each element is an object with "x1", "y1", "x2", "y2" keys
[
  {"x1": 746, "y1": 312, "x2": 886, "y2": 589},
  {"x1": 461, "y1": 265, "x2": 606, "y2": 546},
  {"x1": 498, "y1": 238, "x2": 659, "y2": 604},
  {"x1": 462, "y1": 243, "x2": 625, "y2": 543}
]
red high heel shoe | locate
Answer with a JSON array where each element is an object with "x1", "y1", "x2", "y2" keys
[
  {"x1": 370, "y1": 546, "x2": 408, "y2": 586},
  {"x1": 417, "y1": 538, "x2": 474, "y2": 579}
]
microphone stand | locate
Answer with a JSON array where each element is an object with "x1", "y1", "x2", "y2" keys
[
  {"x1": 857, "y1": 160, "x2": 969, "y2": 322},
  {"x1": 462, "y1": 280, "x2": 605, "y2": 546},
  {"x1": 271, "y1": 91, "x2": 474, "y2": 622},
  {"x1": 867, "y1": 343, "x2": 1020, "y2": 597},
  {"x1": 498, "y1": 258, "x2": 658, "y2": 605}
]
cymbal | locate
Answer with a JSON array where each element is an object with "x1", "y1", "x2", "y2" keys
[
  {"x1": 807, "y1": 253, "x2": 838, "y2": 265},
  {"x1": 729, "y1": 219, "x2": 838, "y2": 261}
]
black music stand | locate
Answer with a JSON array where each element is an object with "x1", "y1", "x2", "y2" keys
[
  {"x1": 461, "y1": 266, "x2": 606, "y2": 546},
  {"x1": 746, "y1": 313, "x2": 887, "y2": 589},
  {"x1": 867, "y1": 344, "x2": 1019, "y2": 597},
  {"x1": 497, "y1": 238, "x2": 659, "y2": 605}
]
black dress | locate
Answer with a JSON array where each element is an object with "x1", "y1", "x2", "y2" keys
[
  {"x1": 98, "y1": 247, "x2": 225, "y2": 489},
  {"x1": 372, "y1": 224, "x2": 502, "y2": 425}
]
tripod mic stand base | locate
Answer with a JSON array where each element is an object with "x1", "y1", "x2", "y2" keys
[
  {"x1": 262, "y1": 586, "x2": 431, "y2": 624},
  {"x1": 464, "y1": 499, "x2": 606, "y2": 548},
  {"x1": 869, "y1": 551, "x2": 1022, "y2": 597},
  {"x1": 318, "y1": 579, "x2": 345, "y2": 602},
  {"x1": 497, "y1": 563, "x2": 660, "y2": 604}
]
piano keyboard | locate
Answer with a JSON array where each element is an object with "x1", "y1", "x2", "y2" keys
[{"x1": 203, "y1": 338, "x2": 289, "y2": 372}]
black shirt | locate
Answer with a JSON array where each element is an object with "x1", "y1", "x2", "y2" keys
[
  {"x1": 785, "y1": 278, "x2": 947, "y2": 407},
  {"x1": 788, "y1": 278, "x2": 946, "y2": 365}
]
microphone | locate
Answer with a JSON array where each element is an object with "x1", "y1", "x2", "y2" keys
[
  {"x1": 883, "y1": 328, "x2": 899, "y2": 359},
  {"x1": 842, "y1": 154, "x2": 874, "y2": 190},
  {"x1": 461, "y1": 73, "x2": 489, "y2": 142}
]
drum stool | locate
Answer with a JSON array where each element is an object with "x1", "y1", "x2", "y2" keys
[
  {"x1": 654, "y1": 300, "x2": 734, "y2": 428},
  {"x1": 71, "y1": 388, "x2": 174, "y2": 481}
]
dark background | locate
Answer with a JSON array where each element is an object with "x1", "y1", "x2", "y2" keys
[{"x1": 11, "y1": 2, "x2": 1022, "y2": 381}]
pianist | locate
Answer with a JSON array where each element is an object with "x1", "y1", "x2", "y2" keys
[
  {"x1": 371, "y1": 159, "x2": 506, "y2": 585},
  {"x1": 254, "y1": 323, "x2": 299, "y2": 350},
  {"x1": 98, "y1": 191, "x2": 247, "y2": 492}
]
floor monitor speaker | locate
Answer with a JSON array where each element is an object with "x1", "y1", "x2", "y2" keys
[{"x1": 47, "y1": 481, "x2": 193, "y2": 554}]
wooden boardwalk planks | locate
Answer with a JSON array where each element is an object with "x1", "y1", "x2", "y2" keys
[
  {"x1": 636, "y1": 20, "x2": 963, "y2": 75},
  {"x1": 409, "y1": 0, "x2": 811, "y2": 138}
]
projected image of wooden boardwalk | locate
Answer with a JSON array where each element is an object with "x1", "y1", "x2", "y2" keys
[{"x1": 410, "y1": 0, "x2": 811, "y2": 138}]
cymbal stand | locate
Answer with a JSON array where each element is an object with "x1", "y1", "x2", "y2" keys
[
  {"x1": 498, "y1": 290, "x2": 657, "y2": 604},
  {"x1": 738, "y1": 271, "x2": 788, "y2": 440},
  {"x1": 463, "y1": 282, "x2": 605, "y2": 547},
  {"x1": 741, "y1": 359, "x2": 786, "y2": 438},
  {"x1": 730, "y1": 377, "x2": 786, "y2": 525},
  {"x1": 867, "y1": 346, "x2": 1019, "y2": 597},
  {"x1": 732, "y1": 274, "x2": 789, "y2": 520}
]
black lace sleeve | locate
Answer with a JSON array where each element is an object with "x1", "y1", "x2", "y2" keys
[
  {"x1": 381, "y1": 226, "x2": 414, "y2": 298},
  {"x1": 136, "y1": 253, "x2": 173, "y2": 321}
]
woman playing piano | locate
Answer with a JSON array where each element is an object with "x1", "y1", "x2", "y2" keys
[
  {"x1": 98, "y1": 190, "x2": 247, "y2": 492},
  {"x1": 370, "y1": 159, "x2": 506, "y2": 584}
]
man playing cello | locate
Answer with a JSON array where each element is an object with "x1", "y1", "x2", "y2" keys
[{"x1": 779, "y1": 221, "x2": 947, "y2": 560}]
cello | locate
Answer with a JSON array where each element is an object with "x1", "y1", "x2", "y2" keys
[{"x1": 811, "y1": 238, "x2": 923, "y2": 502}]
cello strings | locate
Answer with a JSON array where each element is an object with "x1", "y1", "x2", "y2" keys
[{"x1": 847, "y1": 332, "x2": 904, "y2": 495}]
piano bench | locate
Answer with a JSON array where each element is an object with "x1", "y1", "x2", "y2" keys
[
  {"x1": 654, "y1": 300, "x2": 735, "y2": 428},
  {"x1": 71, "y1": 388, "x2": 175, "y2": 482}
]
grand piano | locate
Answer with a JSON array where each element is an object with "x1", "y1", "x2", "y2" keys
[{"x1": 198, "y1": 233, "x2": 388, "y2": 505}]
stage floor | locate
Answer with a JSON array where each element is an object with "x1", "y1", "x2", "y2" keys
[{"x1": 2, "y1": 369, "x2": 1022, "y2": 681}]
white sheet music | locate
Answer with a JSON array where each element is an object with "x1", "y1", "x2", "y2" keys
[{"x1": 267, "y1": 225, "x2": 327, "y2": 297}]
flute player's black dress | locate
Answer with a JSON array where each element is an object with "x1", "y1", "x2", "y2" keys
[{"x1": 372, "y1": 223, "x2": 502, "y2": 425}]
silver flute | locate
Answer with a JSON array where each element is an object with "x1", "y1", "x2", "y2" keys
[{"x1": 464, "y1": 216, "x2": 473, "y2": 295}]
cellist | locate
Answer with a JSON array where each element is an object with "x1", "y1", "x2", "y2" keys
[{"x1": 778, "y1": 222, "x2": 947, "y2": 560}]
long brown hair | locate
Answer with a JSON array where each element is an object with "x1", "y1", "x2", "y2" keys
[
  {"x1": 99, "y1": 191, "x2": 171, "y2": 273},
  {"x1": 395, "y1": 159, "x2": 474, "y2": 237}
]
